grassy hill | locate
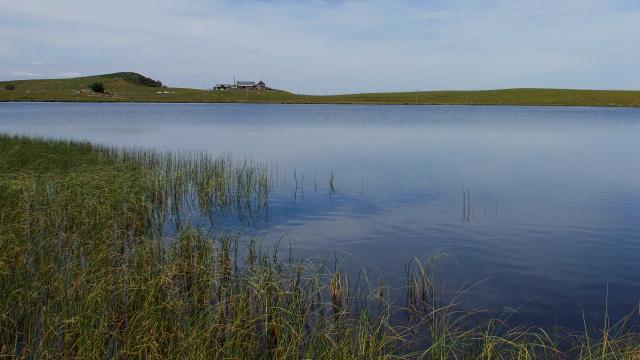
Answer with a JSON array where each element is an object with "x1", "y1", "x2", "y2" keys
[{"x1": 1, "y1": 72, "x2": 639, "y2": 107}]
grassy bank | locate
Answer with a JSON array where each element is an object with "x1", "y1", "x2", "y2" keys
[
  {"x1": 1, "y1": 135, "x2": 639, "y2": 359},
  {"x1": 1, "y1": 73, "x2": 640, "y2": 107}
]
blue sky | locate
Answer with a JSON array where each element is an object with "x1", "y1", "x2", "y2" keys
[{"x1": 1, "y1": 0, "x2": 638, "y2": 94}]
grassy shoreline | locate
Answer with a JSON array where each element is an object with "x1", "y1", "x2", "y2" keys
[
  {"x1": 1, "y1": 73, "x2": 640, "y2": 107},
  {"x1": 1, "y1": 135, "x2": 640, "y2": 358}
]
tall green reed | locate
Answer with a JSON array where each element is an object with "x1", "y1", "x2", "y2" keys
[{"x1": 1, "y1": 134, "x2": 639, "y2": 359}]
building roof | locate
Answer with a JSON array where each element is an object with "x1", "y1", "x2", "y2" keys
[{"x1": 236, "y1": 81, "x2": 256, "y2": 86}]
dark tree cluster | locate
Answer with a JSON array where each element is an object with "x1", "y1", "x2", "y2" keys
[{"x1": 89, "y1": 82, "x2": 105, "y2": 93}]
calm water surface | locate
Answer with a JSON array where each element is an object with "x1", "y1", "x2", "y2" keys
[{"x1": 2, "y1": 102, "x2": 640, "y2": 328}]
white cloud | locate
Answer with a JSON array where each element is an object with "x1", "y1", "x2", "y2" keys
[
  {"x1": 9, "y1": 71, "x2": 42, "y2": 77},
  {"x1": 0, "y1": 0, "x2": 638, "y2": 92},
  {"x1": 55, "y1": 72, "x2": 82, "y2": 77}
]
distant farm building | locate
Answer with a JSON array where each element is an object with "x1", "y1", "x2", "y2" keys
[
  {"x1": 214, "y1": 80, "x2": 270, "y2": 91},
  {"x1": 235, "y1": 81, "x2": 256, "y2": 88}
]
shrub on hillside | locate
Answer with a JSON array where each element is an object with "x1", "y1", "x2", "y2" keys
[
  {"x1": 3, "y1": 84, "x2": 15, "y2": 91},
  {"x1": 89, "y1": 82, "x2": 105, "y2": 93},
  {"x1": 104, "y1": 72, "x2": 163, "y2": 87}
]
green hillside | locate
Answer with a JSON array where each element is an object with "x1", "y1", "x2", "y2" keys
[{"x1": 1, "y1": 72, "x2": 639, "y2": 107}]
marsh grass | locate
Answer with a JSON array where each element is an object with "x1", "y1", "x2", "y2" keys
[{"x1": 1, "y1": 134, "x2": 639, "y2": 359}]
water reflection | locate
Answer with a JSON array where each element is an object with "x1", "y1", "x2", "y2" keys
[
  {"x1": 2, "y1": 102, "x2": 640, "y2": 329},
  {"x1": 462, "y1": 190, "x2": 498, "y2": 224}
]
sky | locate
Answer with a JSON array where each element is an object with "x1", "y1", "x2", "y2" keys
[{"x1": 1, "y1": 0, "x2": 639, "y2": 94}]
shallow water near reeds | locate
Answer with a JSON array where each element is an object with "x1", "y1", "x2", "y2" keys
[{"x1": 2, "y1": 102, "x2": 640, "y2": 329}]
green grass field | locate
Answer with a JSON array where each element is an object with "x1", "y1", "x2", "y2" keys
[
  {"x1": 2, "y1": 134, "x2": 640, "y2": 359},
  {"x1": 1, "y1": 72, "x2": 640, "y2": 107}
]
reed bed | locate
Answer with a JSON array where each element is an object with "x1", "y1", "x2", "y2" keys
[{"x1": 1, "y1": 134, "x2": 639, "y2": 359}]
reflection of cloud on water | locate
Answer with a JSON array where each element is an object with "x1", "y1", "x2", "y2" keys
[
  {"x1": 82, "y1": 126, "x2": 154, "y2": 135},
  {"x1": 4, "y1": 103, "x2": 640, "y2": 330}
]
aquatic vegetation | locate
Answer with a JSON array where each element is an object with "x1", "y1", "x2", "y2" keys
[{"x1": 1, "y1": 134, "x2": 639, "y2": 359}]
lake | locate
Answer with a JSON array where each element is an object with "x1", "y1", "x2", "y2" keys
[{"x1": 2, "y1": 102, "x2": 640, "y2": 329}]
